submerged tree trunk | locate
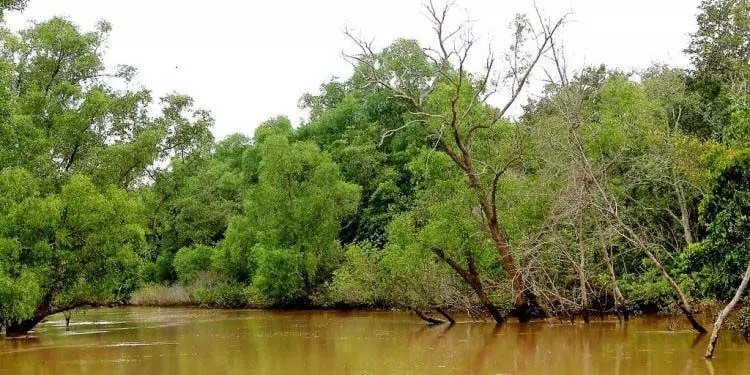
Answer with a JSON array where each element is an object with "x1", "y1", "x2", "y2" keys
[
  {"x1": 705, "y1": 262, "x2": 750, "y2": 359},
  {"x1": 410, "y1": 307, "x2": 445, "y2": 324},
  {"x1": 577, "y1": 220, "x2": 590, "y2": 324},
  {"x1": 2, "y1": 296, "x2": 91, "y2": 337},
  {"x1": 435, "y1": 307, "x2": 456, "y2": 324},
  {"x1": 64, "y1": 311, "x2": 72, "y2": 331},
  {"x1": 3, "y1": 315, "x2": 45, "y2": 337}
]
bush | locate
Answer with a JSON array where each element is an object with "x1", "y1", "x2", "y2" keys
[
  {"x1": 726, "y1": 298, "x2": 750, "y2": 337},
  {"x1": 251, "y1": 246, "x2": 303, "y2": 304},
  {"x1": 129, "y1": 283, "x2": 192, "y2": 306},
  {"x1": 193, "y1": 282, "x2": 250, "y2": 308},
  {"x1": 173, "y1": 245, "x2": 215, "y2": 284},
  {"x1": 326, "y1": 243, "x2": 383, "y2": 305},
  {"x1": 619, "y1": 270, "x2": 673, "y2": 314},
  {"x1": 735, "y1": 306, "x2": 750, "y2": 337},
  {"x1": 154, "y1": 251, "x2": 176, "y2": 282}
]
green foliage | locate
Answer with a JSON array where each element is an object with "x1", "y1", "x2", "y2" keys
[
  {"x1": 683, "y1": 151, "x2": 750, "y2": 298},
  {"x1": 0, "y1": 15, "x2": 214, "y2": 333},
  {"x1": 220, "y1": 131, "x2": 360, "y2": 304},
  {"x1": 0, "y1": 265, "x2": 43, "y2": 323},
  {"x1": 250, "y1": 246, "x2": 303, "y2": 303},
  {"x1": 326, "y1": 242, "x2": 384, "y2": 305},
  {"x1": 4, "y1": 0, "x2": 750, "y2": 326},
  {"x1": 173, "y1": 245, "x2": 215, "y2": 284},
  {"x1": 684, "y1": 0, "x2": 750, "y2": 139},
  {"x1": 728, "y1": 304, "x2": 750, "y2": 337},
  {"x1": 687, "y1": 0, "x2": 750, "y2": 79},
  {"x1": 618, "y1": 271, "x2": 674, "y2": 313},
  {"x1": 193, "y1": 282, "x2": 250, "y2": 308}
]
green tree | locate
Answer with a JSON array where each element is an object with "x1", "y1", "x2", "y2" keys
[
  {"x1": 0, "y1": 171, "x2": 145, "y2": 335},
  {"x1": 685, "y1": 0, "x2": 750, "y2": 139},
  {"x1": 344, "y1": 2, "x2": 564, "y2": 323},
  {"x1": 683, "y1": 151, "x2": 750, "y2": 298},
  {"x1": 222, "y1": 129, "x2": 360, "y2": 304},
  {"x1": 0, "y1": 17, "x2": 212, "y2": 336}
]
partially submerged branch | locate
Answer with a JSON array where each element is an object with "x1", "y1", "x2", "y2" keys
[
  {"x1": 705, "y1": 262, "x2": 750, "y2": 359},
  {"x1": 410, "y1": 306, "x2": 446, "y2": 324}
]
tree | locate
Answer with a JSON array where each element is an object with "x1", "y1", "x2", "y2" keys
[
  {"x1": 0, "y1": 17, "x2": 212, "y2": 336},
  {"x1": 298, "y1": 72, "x2": 427, "y2": 247},
  {"x1": 344, "y1": 1, "x2": 564, "y2": 323},
  {"x1": 0, "y1": 0, "x2": 26, "y2": 17},
  {"x1": 0, "y1": 171, "x2": 145, "y2": 336},
  {"x1": 221, "y1": 126, "x2": 360, "y2": 304},
  {"x1": 522, "y1": 66, "x2": 712, "y2": 330},
  {"x1": 685, "y1": 0, "x2": 750, "y2": 139},
  {"x1": 144, "y1": 134, "x2": 244, "y2": 282},
  {"x1": 698, "y1": 151, "x2": 750, "y2": 357}
]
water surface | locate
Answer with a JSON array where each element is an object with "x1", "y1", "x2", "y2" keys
[{"x1": 1, "y1": 308, "x2": 749, "y2": 374}]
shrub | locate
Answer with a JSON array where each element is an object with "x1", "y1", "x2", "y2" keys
[
  {"x1": 619, "y1": 270, "x2": 673, "y2": 314},
  {"x1": 173, "y1": 245, "x2": 215, "y2": 284},
  {"x1": 129, "y1": 283, "x2": 192, "y2": 306},
  {"x1": 193, "y1": 282, "x2": 250, "y2": 308},
  {"x1": 735, "y1": 306, "x2": 750, "y2": 337},
  {"x1": 251, "y1": 246, "x2": 303, "y2": 304},
  {"x1": 326, "y1": 242, "x2": 383, "y2": 305}
]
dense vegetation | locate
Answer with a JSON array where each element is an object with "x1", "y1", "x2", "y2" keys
[{"x1": 3, "y1": 0, "x2": 750, "y2": 338}]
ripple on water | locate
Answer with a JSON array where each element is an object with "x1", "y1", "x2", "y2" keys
[{"x1": 104, "y1": 341, "x2": 177, "y2": 347}]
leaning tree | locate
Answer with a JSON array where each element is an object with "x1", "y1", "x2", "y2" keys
[{"x1": 344, "y1": 1, "x2": 565, "y2": 323}]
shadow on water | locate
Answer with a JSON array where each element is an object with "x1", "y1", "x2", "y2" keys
[{"x1": 2, "y1": 308, "x2": 750, "y2": 374}]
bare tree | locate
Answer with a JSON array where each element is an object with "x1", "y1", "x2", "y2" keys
[
  {"x1": 345, "y1": 0, "x2": 566, "y2": 324},
  {"x1": 540, "y1": 69, "x2": 702, "y2": 330},
  {"x1": 568, "y1": 116, "x2": 707, "y2": 333}
]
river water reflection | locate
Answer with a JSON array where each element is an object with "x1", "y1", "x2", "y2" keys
[{"x1": 1, "y1": 308, "x2": 749, "y2": 374}]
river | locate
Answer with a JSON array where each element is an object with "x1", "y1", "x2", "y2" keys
[{"x1": 1, "y1": 308, "x2": 749, "y2": 374}]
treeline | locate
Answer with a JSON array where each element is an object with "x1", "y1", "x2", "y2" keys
[{"x1": 2, "y1": 0, "x2": 750, "y2": 340}]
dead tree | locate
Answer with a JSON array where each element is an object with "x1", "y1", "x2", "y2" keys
[
  {"x1": 705, "y1": 262, "x2": 750, "y2": 359},
  {"x1": 345, "y1": 0, "x2": 565, "y2": 324}
]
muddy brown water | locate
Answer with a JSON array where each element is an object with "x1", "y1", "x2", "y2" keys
[{"x1": 1, "y1": 308, "x2": 749, "y2": 374}]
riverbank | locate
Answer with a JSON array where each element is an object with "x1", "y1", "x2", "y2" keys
[{"x1": 128, "y1": 284, "x2": 750, "y2": 334}]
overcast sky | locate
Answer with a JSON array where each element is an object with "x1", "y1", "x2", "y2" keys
[{"x1": 5, "y1": 0, "x2": 701, "y2": 139}]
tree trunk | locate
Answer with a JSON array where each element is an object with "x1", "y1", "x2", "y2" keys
[
  {"x1": 463, "y1": 166, "x2": 544, "y2": 323},
  {"x1": 435, "y1": 307, "x2": 456, "y2": 324},
  {"x1": 705, "y1": 262, "x2": 750, "y2": 359},
  {"x1": 4, "y1": 315, "x2": 45, "y2": 337},
  {"x1": 618, "y1": 221, "x2": 706, "y2": 333},
  {"x1": 486, "y1": 218, "x2": 544, "y2": 323},
  {"x1": 602, "y1": 245, "x2": 629, "y2": 321},
  {"x1": 433, "y1": 247, "x2": 505, "y2": 324},
  {"x1": 579, "y1": 253, "x2": 590, "y2": 324},
  {"x1": 676, "y1": 184, "x2": 694, "y2": 245},
  {"x1": 410, "y1": 307, "x2": 445, "y2": 324},
  {"x1": 641, "y1": 247, "x2": 706, "y2": 333}
]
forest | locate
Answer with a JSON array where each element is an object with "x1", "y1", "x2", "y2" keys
[{"x1": 2, "y1": 0, "x2": 750, "y2": 358}]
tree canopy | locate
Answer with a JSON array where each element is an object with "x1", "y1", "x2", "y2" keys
[{"x1": 3, "y1": 0, "x2": 750, "y2": 339}]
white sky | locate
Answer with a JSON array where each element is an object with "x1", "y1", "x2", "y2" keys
[{"x1": 5, "y1": 0, "x2": 701, "y2": 139}]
